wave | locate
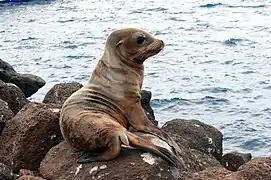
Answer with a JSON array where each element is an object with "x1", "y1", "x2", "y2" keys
[{"x1": 200, "y1": 3, "x2": 266, "y2": 8}]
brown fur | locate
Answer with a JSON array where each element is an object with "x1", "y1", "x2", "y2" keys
[{"x1": 60, "y1": 28, "x2": 182, "y2": 167}]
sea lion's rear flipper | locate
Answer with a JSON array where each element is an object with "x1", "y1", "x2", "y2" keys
[
  {"x1": 125, "y1": 103, "x2": 182, "y2": 158},
  {"x1": 125, "y1": 131, "x2": 182, "y2": 168},
  {"x1": 137, "y1": 129, "x2": 182, "y2": 158}
]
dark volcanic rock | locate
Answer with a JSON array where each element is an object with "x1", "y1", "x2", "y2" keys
[
  {"x1": 182, "y1": 157, "x2": 271, "y2": 180},
  {"x1": 181, "y1": 167, "x2": 232, "y2": 180},
  {"x1": 162, "y1": 119, "x2": 223, "y2": 163},
  {"x1": 140, "y1": 90, "x2": 158, "y2": 126},
  {"x1": 222, "y1": 151, "x2": 252, "y2": 171},
  {"x1": 0, "y1": 163, "x2": 15, "y2": 180},
  {"x1": 0, "y1": 98, "x2": 14, "y2": 135},
  {"x1": 231, "y1": 157, "x2": 271, "y2": 179},
  {"x1": 40, "y1": 141, "x2": 180, "y2": 180},
  {"x1": 18, "y1": 176, "x2": 46, "y2": 180},
  {"x1": 41, "y1": 141, "x2": 218, "y2": 180},
  {"x1": 42, "y1": 82, "x2": 83, "y2": 105},
  {"x1": 18, "y1": 169, "x2": 45, "y2": 180},
  {"x1": 0, "y1": 59, "x2": 46, "y2": 97},
  {"x1": 39, "y1": 124, "x2": 222, "y2": 180},
  {"x1": 0, "y1": 80, "x2": 29, "y2": 114},
  {"x1": 0, "y1": 102, "x2": 62, "y2": 173}
]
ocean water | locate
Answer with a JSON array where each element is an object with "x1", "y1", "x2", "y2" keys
[{"x1": 0, "y1": 0, "x2": 270, "y2": 157}]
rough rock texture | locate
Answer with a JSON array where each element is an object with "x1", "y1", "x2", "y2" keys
[
  {"x1": 182, "y1": 157, "x2": 271, "y2": 180},
  {"x1": 0, "y1": 59, "x2": 46, "y2": 97},
  {"x1": 18, "y1": 169, "x2": 45, "y2": 180},
  {"x1": 162, "y1": 119, "x2": 223, "y2": 163},
  {"x1": 0, "y1": 102, "x2": 62, "y2": 173},
  {"x1": 181, "y1": 167, "x2": 232, "y2": 180},
  {"x1": 39, "y1": 120, "x2": 222, "y2": 180},
  {"x1": 0, "y1": 80, "x2": 29, "y2": 114},
  {"x1": 231, "y1": 157, "x2": 271, "y2": 179},
  {"x1": 0, "y1": 163, "x2": 15, "y2": 180},
  {"x1": 42, "y1": 82, "x2": 83, "y2": 105},
  {"x1": 140, "y1": 90, "x2": 157, "y2": 126},
  {"x1": 0, "y1": 98, "x2": 14, "y2": 135},
  {"x1": 40, "y1": 141, "x2": 180, "y2": 180},
  {"x1": 222, "y1": 151, "x2": 252, "y2": 171},
  {"x1": 40, "y1": 141, "x2": 221, "y2": 180}
]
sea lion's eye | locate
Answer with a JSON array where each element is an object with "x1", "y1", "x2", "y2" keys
[{"x1": 136, "y1": 36, "x2": 145, "y2": 45}]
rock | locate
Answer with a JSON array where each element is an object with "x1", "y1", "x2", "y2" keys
[
  {"x1": 0, "y1": 163, "x2": 15, "y2": 180},
  {"x1": 18, "y1": 169, "x2": 45, "y2": 180},
  {"x1": 39, "y1": 125, "x2": 222, "y2": 180},
  {"x1": 222, "y1": 151, "x2": 252, "y2": 171},
  {"x1": 18, "y1": 176, "x2": 46, "y2": 180},
  {"x1": 140, "y1": 90, "x2": 158, "y2": 126},
  {"x1": 40, "y1": 141, "x2": 179, "y2": 180},
  {"x1": 162, "y1": 119, "x2": 223, "y2": 163},
  {"x1": 182, "y1": 157, "x2": 271, "y2": 180},
  {"x1": 42, "y1": 82, "x2": 83, "y2": 105},
  {"x1": 181, "y1": 167, "x2": 232, "y2": 180},
  {"x1": 0, "y1": 59, "x2": 46, "y2": 97},
  {"x1": 0, "y1": 80, "x2": 29, "y2": 114},
  {"x1": 231, "y1": 157, "x2": 271, "y2": 179},
  {"x1": 0, "y1": 98, "x2": 14, "y2": 135},
  {"x1": 0, "y1": 102, "x2": 63, "y2": 173},
  {"x1": 19, "y1": 169, "x2": 35, "y2": 177}
]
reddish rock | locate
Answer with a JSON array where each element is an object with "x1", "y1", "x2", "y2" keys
[
  {"x1": 39, "y1": 126, "x2": 221, "y2": 180},
  {"x1": 42, "y1": 82, "x2": 83, "y2": 105},
  {"x1": 162, "y1": 119, "x2": 223, "y2": 163},
  {"x1": 19, "y1": 169, "x2": 35, "y2": 177},
  {"x1": 230, "y1": 157, "x2": 271, "y2": 179},
  {"x1": 0, "y1": 102, "x2": 63, "y2": 173},
  {"x1": 222, "y1": 151, "x2": 252, "y2": 171},
  {"x1": 0, "y1": 80, "x2": 29, "y2": 114},
  {"x1": 18, "y1": 175, "x2": 46, "y2": 180},
  {"x1": 182, "y1": 157, "x2": 271, "y2": 180},
  {"x1": 18, "y1": 169, "x2": 45, "y2": 180},
  {"x1": 40, "y1": 141, "x2": 179, "y2": 180},
  {"x1": 0, "y1": 98, "x2": 14, "y2": 135},
  {"x1": 181, "y1": 167, "x2": 232, "y2": 180}
]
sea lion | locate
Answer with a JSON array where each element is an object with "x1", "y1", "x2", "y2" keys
[{"x1": 60, "y1": 28, "x2": 182, "y2": 167}]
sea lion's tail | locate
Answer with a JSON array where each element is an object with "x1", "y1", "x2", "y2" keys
[{"x1": 124, "y1": 131, "x2": 182, "y2": 168}]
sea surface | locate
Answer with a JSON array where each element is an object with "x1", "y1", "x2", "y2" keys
[{"x1": 0, "y1": 0, "x2": 270, "y2": 156}]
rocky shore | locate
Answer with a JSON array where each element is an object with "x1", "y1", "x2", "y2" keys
[{"x1": 0, "y1": 59, "x2": 270, "y2": 180}]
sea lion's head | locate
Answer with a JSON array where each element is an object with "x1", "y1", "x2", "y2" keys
[{"x1": 104, "y1": 28, "x2": 164, "y2": 65}]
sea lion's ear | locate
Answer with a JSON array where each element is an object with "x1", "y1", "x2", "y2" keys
[{"x1": 116, "y1": 40, "x2": 123, "y2": 47}]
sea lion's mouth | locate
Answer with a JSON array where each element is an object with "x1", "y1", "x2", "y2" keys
[{"x1": 135, "y1": 39, "x2": 164, "y2": 63}]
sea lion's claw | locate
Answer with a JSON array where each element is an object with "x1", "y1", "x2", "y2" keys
[
  {"x1": 77, "y1": 156, "x2": 97, "y2": 164},
  {"x1": 73, "y1": 148, "x2": 83, "y2": 154},
  {"x1": 77, "y1": 151, "x2": 98, "y2": 163}
]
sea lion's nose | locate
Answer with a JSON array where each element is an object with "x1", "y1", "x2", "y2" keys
[{"x1": 158, "y1": 40, "x2": 165, "y2": 50}]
